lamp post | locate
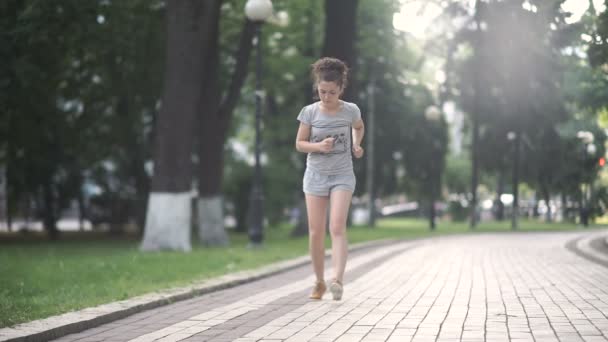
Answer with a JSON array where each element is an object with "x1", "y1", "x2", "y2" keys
[
  {"x1": 245, "y1": 0, "x2": 273, "y2": 246},
  {"x1": 425, "y1": 105, "x2": 441, "y2": 230},
  {"x1": 577, "y1": 131, "x2": 595, "y2": 227}
]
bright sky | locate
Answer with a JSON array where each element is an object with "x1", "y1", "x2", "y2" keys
[
  {"x1": 393, "y1": 0, "x2": 606, "y2": 38},
  {"x1": 393, "y1": 1, "x2": 445, "y2": 39},
  {"x1": 562, "y1": 0, "x2": 605, "y2": 23}
]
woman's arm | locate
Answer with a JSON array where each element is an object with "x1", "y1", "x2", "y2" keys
[
  {"x1": 295, "y1": 123, "x2": 334, "y2": 153},
  {"x1": 352, "y1": 118, "x2": 365, "y2": 158}
]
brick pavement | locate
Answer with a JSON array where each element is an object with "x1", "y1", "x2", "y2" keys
[{"x1": 44, "y1": 231, "x2": 608, "y2": 341}]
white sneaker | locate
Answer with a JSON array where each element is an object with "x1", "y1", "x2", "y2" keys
[{"x1": 329, "y1": 280, "x2": 343, "y2": 301}]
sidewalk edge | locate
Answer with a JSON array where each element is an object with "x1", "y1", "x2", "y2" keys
[{"x1": 565, "y1": 233, "x2": 608, "y2": 269}]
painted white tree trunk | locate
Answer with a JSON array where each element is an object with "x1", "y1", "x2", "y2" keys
[
  {"x1": 197, "y1": 195, "x2": 229, "y2": 246},
  {"x1": 141, "y1": 192, "x2": 192, "y2": 252}
]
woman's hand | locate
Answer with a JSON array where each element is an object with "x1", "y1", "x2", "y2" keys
[
  {"x1": 318, "y1": 137, "x2": 335, "y2": 153},
  {"x1": 352, "y1": 144, "x2": 364, "y2": 158}
]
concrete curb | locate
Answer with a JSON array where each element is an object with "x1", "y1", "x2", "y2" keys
[
  {"x1": 0, "y1": 238, "x2": 407, "y2": 342},
  {"x1": 565, "y1": 232, "x2": 608, "y2": 269}
]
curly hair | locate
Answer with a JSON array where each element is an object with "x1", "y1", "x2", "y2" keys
[{"x1": 311, "y1": 57, "x2": 349, "y2": 91}]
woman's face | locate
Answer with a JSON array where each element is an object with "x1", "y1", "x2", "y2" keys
[{"x1": 317, "y1": 81, "x2": 342, "y2": 107}]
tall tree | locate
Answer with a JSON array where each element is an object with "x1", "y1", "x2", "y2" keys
[
  {"x1": 469, "y1": 0, "x2": 482, "y2": 229},
  {"x1": 196, "y1": 1, "x2": 256, "y2": 246},
  {"x1": 1, "y1": 0, "x2": 165, "y2": 238},
  {"x1": 1, "y1": 0, "x2": 104, "y2": 238},
  {"x1": 454, "y1": 0, "x2": 571, "y2": 228},
  {"x1": 141, "y1": 0, "x2": 208, "y2": 251}
]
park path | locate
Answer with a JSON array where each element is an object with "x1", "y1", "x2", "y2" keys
[{"x1": 51, "y1": 231, "x2": 608, "y2": 342}]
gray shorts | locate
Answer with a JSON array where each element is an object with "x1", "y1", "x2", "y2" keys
[{"x1": 303, "y1": 169, "x2": 356, "y2": 197}]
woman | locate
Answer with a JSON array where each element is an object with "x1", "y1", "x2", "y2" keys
[{"x1": 295, "y1": 57, "x2": 365, "y2": 300}]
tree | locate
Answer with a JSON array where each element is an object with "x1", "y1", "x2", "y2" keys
[
  {"x1": 588, "y1": 0, "x2": 608, "y2": 70},
  {"x1": 453, "y1": 0, "x2": 571, "y2": 228},
  {"x1": 1, "y1": 1, "x2": 165, "y2": 238},
  {"x1": 88, "y1": 1, "x2": 164, "y2": 234},
  {"x1": 141, "y1": 0, "x2": 209, "y2": 251},
  {"x1": 195, "y1": 0, "x2": 264, "y2": 246},
  {"x1": 1, "y1": 0, "x2": 104, "y2": 238}
]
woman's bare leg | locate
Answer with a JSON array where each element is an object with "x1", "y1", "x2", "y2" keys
[
  {"x1": 328, "y1": 190, "x2": 352, "y2": 283},
  {"x1": 305, "y1": 194, "x2": 329, "y2": 282}
]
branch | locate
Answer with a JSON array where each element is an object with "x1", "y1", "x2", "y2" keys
[{"x1": 219, "y1": 19, "x2": 256, "y2": 117}]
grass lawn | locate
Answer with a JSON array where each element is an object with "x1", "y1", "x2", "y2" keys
[{"x1": 0, "y1": 217, "x2": 596, "y2": 328}]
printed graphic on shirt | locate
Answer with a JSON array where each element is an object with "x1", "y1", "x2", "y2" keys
[{"x1": 310, "y1": 124, "x2": 350, "y2": 155}]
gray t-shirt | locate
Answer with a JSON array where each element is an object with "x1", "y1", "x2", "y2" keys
[{"x1": 297, "y1": 100, "x2": 362, "y2": 175}]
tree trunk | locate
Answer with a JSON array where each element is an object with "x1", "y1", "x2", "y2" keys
[
  {"x1": 196, "y1": 0, "x2": 228, "y2": 245},
  {"x1": 511, "y1": 130, "x2": 521, "y2": 230},
  {"x1": 134, "y1": 166, "x2": 149, "y2": 236},
  {"x1": 366, "y1": 73, "x2": 376, "y2": 228},
  {"x1": 42, "y1": 182, "x2": 59, "y2": 239},
  {"x1": 322, "y1": 0, "x2": 359, "y2": 102},
  {"x1": 196, "y1": 2, "x2": 256, "y2": 245},
  {"x1": 0, "y1": 165, "x2": 7, "y2": 232},
  {"x1": 235, "y1": 175, "x2": 252, "y2": 233},
  {"x1": 77, "y1": 182, "x2": 85, "y2": 231},
  {"x1": 196, "y1": 196, "x2": 228, "y2": 245},
  {"x1": 141, "y1": 0, "x2": 206, "y2": 252},
  {"x1": 532, "y1": 191, "x2": 540, "y2": 218},
  {"x1": 580, "y1": 185, "x2": 589, "y2": 227},
  {"x1": 561, "y1": 192, "x2": 572, "y2": 223},
  {"x1": 470, "y1": 0, "x2": 482, "y2": 229},
  {"x1": 114, "y1": 94, "x2": 150, "y2": 236},
  {"x1": 495, "y1": 170, "x2": 505, "y2": 220},
  {"x1": 543, "y1": 187, "x2": 551, "y2": 223},
  {"x1": 429, "y1": 195, "x2": 436, "y2": 230},
  {"x1": 290, "y1": 198, "x2": 309, "y2": 237}
]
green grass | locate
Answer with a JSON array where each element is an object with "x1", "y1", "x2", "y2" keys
[{"x1": 0, "y1": 218, "x2": 594, "y2": 328}]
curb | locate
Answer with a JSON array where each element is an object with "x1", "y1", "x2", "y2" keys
[
  {"x1": 0, "y1": 237, "x2": 409, "y2": 342},
  {"x1": 565, "y1": 233, "x2": 608, "y2": 269}
]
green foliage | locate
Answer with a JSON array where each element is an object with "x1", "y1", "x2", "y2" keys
[
  {"x1": 556, "y1": 119, "x2": 607, "y2": 183},
  {"x1": 450, "y1": 0, "x2": 607, "y2": 211},
  {"x1": 235, "y1": 0, "x2": 324, "y2": 223},
  {"x1": 222, "y1": 150, "x2": 252, "y2": 232},
  {"x1": 1, "y1": 1, "x2": 164, "y2": 232},
  {"x1": 222, "y1": 0, "x2": 443, "y2": 221},
  {"x1": 445, "y1": 153, "x2": 471, "y2": 194},
  {"x1": 2, "y1": 1, "x2": 88, "y2": 227},
  {"x1": 356, "y1": 0, "x2": 449, "y2": 201},
  {"x1": 448, "y1": 200, "x2": 468, "y2": 221},
  {"x1": 4, "y1": 0, "x2": 608, "y2": 236},
  {"x1": 588, "y1": 0, "x2": 608, "y2": 69}
]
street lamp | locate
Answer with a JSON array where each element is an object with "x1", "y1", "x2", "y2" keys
[
  {"x1": 245, "y1": 0, "x2": 273, "y2": 246},
  {"x1": 425, "y1": 105, "x2": 441, "y2": 230}
]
